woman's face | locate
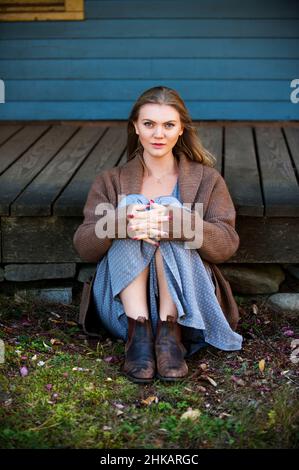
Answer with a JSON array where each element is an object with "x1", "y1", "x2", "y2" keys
[{"x1": 133, "y1": 104, "x2": 184, "y2": 159}]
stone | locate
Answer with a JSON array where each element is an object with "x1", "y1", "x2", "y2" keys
[
  {"x1": 267, "y1": 293, "x2": 299, "y2": 319},
  {"x1": 77, "y1": 264, "x2": 96, "y2": 283},
  {"x1": 220, "y1": 264, "x2": 285, "y2": 294},
  {"x1": 5, "y1": 263, "x2": 76, "y2": 281},
  {"x1": 15, "y1": 287, "x2": 72, "y2": 304}
]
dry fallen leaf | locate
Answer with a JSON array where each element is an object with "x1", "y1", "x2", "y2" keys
[
  {"x1": 259, "y1": 359, "x2": 266, "y2": 373},
  {"x1": 290, "y1": 339, "x2": 299, "y2": 364},
  {"x1": 219, "y1": 412, "x2": 232, "y2": 419},
  {"x1": 251, "y1": 304, "x2": 258, "y2": 315},
  {"x1": 141, "y1": 396, "x2": 159, "y2": 406},
  {"x1": 103, "y1": 355, "x2": 119, "y2": 364},
  {"x1": 231, "y1": 375, "x2": 246, "y2": 386},
  {"x1": 201, "y1": 375, "x2": 217, "y2": 387},
  {"x1": 113, "y1": 402, "x2": 125, "y2": 410},
  {"x1": 50, "y1": 311, "x2": 61, "y2": 318},
  {"x1": 50, "y1": 338, "x2": 64, "y2": 346},
  {"x1": 20, "y1": 366, "x2": 28, "y2": 377},
  {"x1": 180, "y1": 408, "x2": 201, "y2": 421}
]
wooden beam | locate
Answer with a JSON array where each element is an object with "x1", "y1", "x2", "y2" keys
[{"x1": 2, "y1": 215, "x2": 299, "y2": 264}]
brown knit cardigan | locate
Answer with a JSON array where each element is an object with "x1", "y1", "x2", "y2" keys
[{"x1": 73, "y1": 151, "x2": 241, "y2": 337}]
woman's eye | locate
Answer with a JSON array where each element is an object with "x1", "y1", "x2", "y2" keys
[{"x1": 144, "y1": 122, "x2": 174, "y2": 128}]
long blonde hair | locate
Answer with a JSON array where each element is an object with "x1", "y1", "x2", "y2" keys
[{"x1": 126, "y1": 86, "x2": 216, "y2": 167}]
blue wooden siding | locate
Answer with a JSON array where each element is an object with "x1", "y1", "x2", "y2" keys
[{"x1": 0, "y1": 0, "x2": 299, "y2": 121}]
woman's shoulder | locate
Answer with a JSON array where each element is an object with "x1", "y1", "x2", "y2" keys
[
  {"x1": 201, "y1": 162, "x2": 221, "y2": 177},
  {"x1": 192, "y1": 160, "x2": 222, "y2": 184}
]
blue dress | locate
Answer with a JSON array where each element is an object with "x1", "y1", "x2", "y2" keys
[{"x1": 92, "y1": 179, "x2": 242, "y2": 357}]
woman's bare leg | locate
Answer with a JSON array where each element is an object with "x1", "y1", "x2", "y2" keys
[
  {"x1": 154, "y1": 248, "x2": 178, "y2": 321},
  {"x1": 119, "y1": 265, "x2": 150, "y2": 320}
]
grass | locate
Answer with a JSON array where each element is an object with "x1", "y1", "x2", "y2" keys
[{"x1": 0, "y1": 292, "x2": 298, "y2": 449}]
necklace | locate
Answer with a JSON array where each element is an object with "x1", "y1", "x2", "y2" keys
[{"x1": 146, "y1": 164, "x2": 178, "y2": 184}]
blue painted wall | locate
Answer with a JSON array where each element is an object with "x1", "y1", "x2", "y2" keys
[{"x1": 0, "y1": 0, "x2": 299, "y2": 121}]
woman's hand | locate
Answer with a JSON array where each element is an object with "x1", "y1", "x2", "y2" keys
[{"x1": 126, "y1": 202, "x2": 171, "y2": 246}]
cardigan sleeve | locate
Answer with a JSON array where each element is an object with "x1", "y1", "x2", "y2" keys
[
  {"x1": 166, "y1": 174, "x2": 240, "y2": 264},
  {"x1": 196, "y1": 174, "x2": 240, "y2": 263},
  {"x1": 73, "y1": 173, "x2": 126, "y2": 263}
]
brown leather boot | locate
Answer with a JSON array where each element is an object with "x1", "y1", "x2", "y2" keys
[
  {"x1": 155, "y1": 315, "x2": 188, "y2": 381},
  {"x1": 122, "y1": 316, "x2": 155, "y2": 383}
]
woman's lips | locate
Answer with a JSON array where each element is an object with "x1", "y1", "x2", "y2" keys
[{"x1": 151, "y1": 143, "x2": 165, "y2": 147}]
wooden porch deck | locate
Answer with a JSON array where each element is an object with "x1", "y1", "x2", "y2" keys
[{"x1": 0, "y1": 121, "x2": 298, "y2": 264}]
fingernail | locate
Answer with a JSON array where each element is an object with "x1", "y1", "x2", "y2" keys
[
  {"x1": 167, "y1": 214, "x2": 173, "y2": 220},
  {"x1": 150, "y1": 199, "x2": 155, "y2": 203},
  {"x1": 133, "y1": 236, "x2": 139, "y2": 240},
  {"x1": 127, "y1": 214, "x2": 134, "y2": 218}
]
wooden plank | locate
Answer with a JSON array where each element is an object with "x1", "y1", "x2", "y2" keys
[
  {"x1": 7, "y1": 79, "x2": 290, "y2": 101},
  {"x1": 2, "y1": 215, "x2": 299, "y2": 264},
  {"x1": 224, "y1": 127, "x2": 264, "y2": 216},
  {"x1": 231, "y1": 216, "x2": 299, "y2": 263},
  {"x1": 2, "y1": 19, "x2": 299, "y2": 39},
  {"x1": 0, "y1": 125, "x2": 49, "y2": 174},
  {"x1": 2, "y1": 39, "x2": 298, "y2": 59},
  {"x1": 1, "y1": 102, "x2": 298, "y2": 121},
  {"x1": 2, "y1": 216, "x2": 81, "y2": 263},
  {"x1": 283, "y1": 127, "x2": 299, "y2": 177},
  {"x1": 54, "y1": 126, "x2": 127, "y2": 216},
  {"x1": 12, "y1": 126, "x2": 106, "y2": 216},
  {"x1": 3, "y1": 59, "x2": 298, "y2": 80},
  {"x1": 255, "y1": 127, "x2": 299, "y2": 216},
  {"x1": 0, "y1": 125, "x2": 77, "y2": 215},
  {"x1": 0, "y1": 125, "x2": 23, "y2": 145},
  {"x1": 84, "y1": 1, "x2": 299, "y2": 19},
  {"x1": 196, "y1": 126, "x2": 222, "y2": 174},
  {"x1": 0, "y1": 0, "x2": 292, "y2": 22},
  {"x1": 0, "y1": 217, "x2": 2, "y2": 262}
]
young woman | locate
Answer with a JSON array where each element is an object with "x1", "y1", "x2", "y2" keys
[{"x1": 73, "y1": 86, "x2": 243, "y2": 384}]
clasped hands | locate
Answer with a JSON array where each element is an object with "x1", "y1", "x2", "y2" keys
[{"x1": 126, "y1": 200, "x2": 173, "y2": 246}]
